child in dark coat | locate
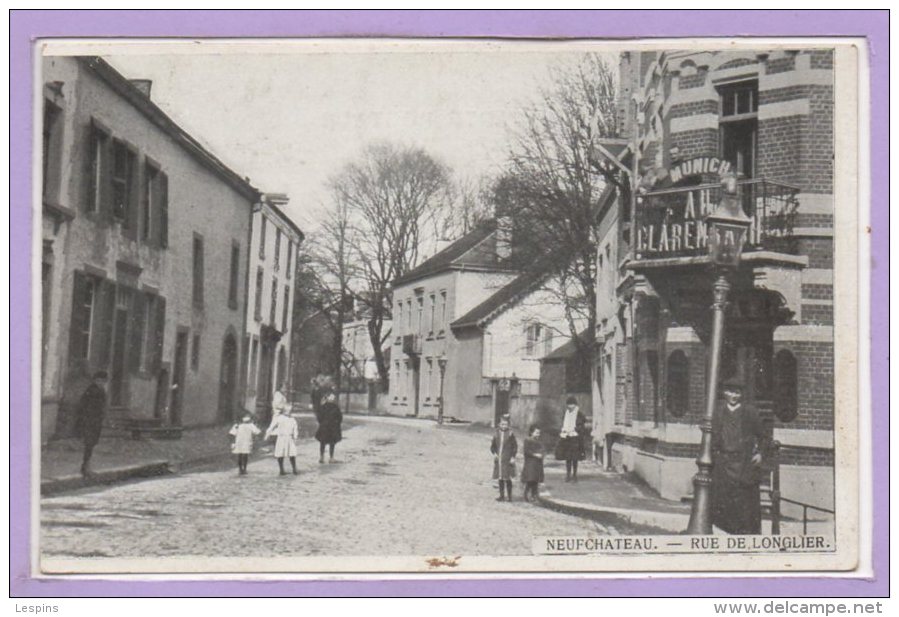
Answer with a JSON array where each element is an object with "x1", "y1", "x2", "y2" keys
[
  {"x1": 490, "y1": 415, "x2": 518, "y2": 502},
  {"x1": 521, "y1": 425, "x2": 545, "y2": 502}
]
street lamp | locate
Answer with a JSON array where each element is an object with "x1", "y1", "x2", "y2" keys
[
  {"x1": 686, "y1": 173, "x2": 752, "y2": 535},
  {"x1": 437, "y1": 356, "x2": 448, "y2": 424}
]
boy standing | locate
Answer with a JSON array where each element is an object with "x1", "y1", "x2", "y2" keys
[{"x1": 490, "y1": 415, "x2": 518, "y2": 502}]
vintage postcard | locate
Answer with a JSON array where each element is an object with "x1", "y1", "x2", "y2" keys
[{"x1": 33, "y1": 36, "x2": 867, "y2": 576}]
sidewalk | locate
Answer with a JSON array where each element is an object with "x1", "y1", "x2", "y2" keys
[
  {"x1": 41, "y1": 423, "x2": 243, "y2": 496},
  {"x1": 536, "y1": 458, "x2": 692, "y2": 533}
]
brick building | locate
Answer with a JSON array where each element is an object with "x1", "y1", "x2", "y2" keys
[
  {"x1": 594, "y1": 49, "x2": 834, "y2": 515},
  {"x1": 40, "y1": 56, "x2": 261, "y2": 441},
  {"x1": 243, "y1": 193, "x2": 304, "y2": 423}
]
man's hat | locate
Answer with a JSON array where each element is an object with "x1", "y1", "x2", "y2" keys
[
  {"x1": 93, "y1": 370, "x2": 108, "y2": 380},
  {"x1": 566, "y1": 396, "x2": 578, "y2": 406},
  {"x1": 720, "y1": 379, "x2": 744, "y2": 393}
]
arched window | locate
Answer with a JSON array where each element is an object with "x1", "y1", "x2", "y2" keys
[
  {"x1": 772, "y1": 350, "x2": 798, "y2": 422},
  {"x1": 666, "y1": 350, "x2": 689, "y2": 418}
]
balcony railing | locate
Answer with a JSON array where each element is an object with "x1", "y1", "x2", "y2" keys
[{"x1": 634, "y1": 179, "x2": 801, "y2": 260}]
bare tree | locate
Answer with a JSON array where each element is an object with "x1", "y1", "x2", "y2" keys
[
  {"x1": 498, "y1": 53, "x2": 621, "y2": 363},
  {"x1": 294, "y1": 198, "x2": 356, "y2": 389},
  {"x1": 328, "y1": 142, "x2": 451, "y2": 389},
  {"x1": 434, "y1": 174, "x2": 494, "y2": 241}
]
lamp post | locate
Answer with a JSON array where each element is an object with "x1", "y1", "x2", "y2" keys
[
  {"x1": 686, "y1": 173, "x2": 752, "y2": 535},
  {"x1": 437, "y1": 356, "x2": 448, "y2": 424}
]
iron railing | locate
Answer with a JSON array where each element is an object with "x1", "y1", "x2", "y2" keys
[
  {"x1": 764, "y1": 441, "x2": 836, "y2": 535},
  {"x1": 635, "y1": 179, "x2": 801, "y2": 260}
]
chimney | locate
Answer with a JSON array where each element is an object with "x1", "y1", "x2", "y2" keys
[
  {"x1": 130, "y1": 79, "x2": 152, "y2": 98},
  {"x1": 495, "y1": 215, "x2": 513, "y2": 261}
]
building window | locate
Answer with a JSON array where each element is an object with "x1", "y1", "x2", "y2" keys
[
  {"x1": 719, "y1": 80, "x2": 758, "y2": 180},
  {"x1": 192, "y1": 234, "x2": 204, "y2": 308},
  {"x1": 274, "y1": 228, "x2": 281, "y2": 271},
  {"x1": 666, "y1": 350, "x2": 689, "y2": 418},
  {"x1": 406, "y1": 299, "x2": 412, "y2": 330},
  {"x1": 428, "y1": 293, "x2": 436, "y2": 335},
  {"x1": 525, "y1": 323, "x2": 543, "y2": 357},
  {"x1": 425, "y1": 358, "x2": 433, "y2": 403},
  {"x1": 68, "y1": 272, "x2": 97, "y2": 362},
  {"x1": 254, "y1": 267, "x2": 264, "y2": 321},
  {"x1": 282, "y1": 285, "x2": 290, "y2": 332},
  {"x1": 228, "y1": 243, "x2": 240, "y2": 310},
  {"x1": 191, "y1": 334, "x2": 201, "y2": 371},
  {"x1": 396, "y1": 302, "x2": 403, "y2": 336},
  {"x1": 270, "y1": 276, "x2": 278, "y2": 325},
  {"x1": 42, "y1": 99, "x2": 63, "y2": 202},
  {"x1": 249, "y1": 337, "x2": 259, "y2": 395},
  {"x1": 772, "y1": 349, "x2": 798, "y2": 422},
  {"x1": 416, "y1": 295, "x2": 423, "y2": 335},
  {"x1": 111, "y1": 139, "x2": 136, "y2": 226},
  {"x1": 439, "y1": 290, "x2": 447, "y2": 334},
  {"x1": 258, "y1": 215, "x2": 267, "y2": 260}
]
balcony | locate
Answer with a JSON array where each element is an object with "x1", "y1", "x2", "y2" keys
[
  {"x1": 634, "y1": 179, "x2": 801, "y2": 262},
  {"x1": 402, "y1": 334, "x2": 421, "y2": 356}
]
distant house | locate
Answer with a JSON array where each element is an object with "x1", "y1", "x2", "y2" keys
[{"x1": 388, "y1": 216, "x2": 585, "y2": 428}]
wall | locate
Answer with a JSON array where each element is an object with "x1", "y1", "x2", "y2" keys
[{"x1": 244, "y1": 204, "x2": 301, "y2": 413}]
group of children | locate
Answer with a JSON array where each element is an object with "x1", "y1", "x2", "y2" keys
[{"x1": 490, "y1": 415, "x2": 545, "y2": 503}]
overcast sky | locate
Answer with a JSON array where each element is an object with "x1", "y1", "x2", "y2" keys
[{"x1": 105, "y1": 47, "x2": 609, "y2": 232}]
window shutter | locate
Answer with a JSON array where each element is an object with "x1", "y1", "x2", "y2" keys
[
  {"x1": 82, "y1": 126, "x2": 96, "y2": 213},
  {"x1": 123, "y1": 147, "x2": 140, "y2": 239},
  {"x1": 98, "y1": 136, "x2": 113, "y2": 221},
  {"x1": 90, "y1": 279, "x2": 116, "y2": 369},
  {"x1": 128, "y1": 291, "x2": 146, "y2": 373},
  {"x1": 68, "y1": 271, "x2": 88, "y2": 362},
  {"x1": 158, "y1": 172, "x2": 169, "y2": 248},
  {"x1": 153, "y1": 296, "x2": 167, "y2": 371}
]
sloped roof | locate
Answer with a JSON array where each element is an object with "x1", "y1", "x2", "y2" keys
[
  {"x1": 450, "y1": 257, "x2": 557, "y2": 331},
  {"x1": 394, "y1": 220, "x2": 505, "y2": 286},
  {"x1": 542, "y1": 330, "x2": 592, "y2": 361},
  {"x1": 79, "y1": 57, "x2": 261, "y2": 203}
]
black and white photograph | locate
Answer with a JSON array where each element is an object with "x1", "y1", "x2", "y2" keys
[{"x1": 34, "y1": 38, "x2": 862, "y2": 574}]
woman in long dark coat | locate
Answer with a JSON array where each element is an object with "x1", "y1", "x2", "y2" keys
[{"x1": 315, "y1": 392, "x2": 343, "y2": 463}]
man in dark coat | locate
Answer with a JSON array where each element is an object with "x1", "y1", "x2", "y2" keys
[
  {"x1": 711, "y1": 380, "x2": 771, "y2": 534},
  {"x1": 76, "y1": 371, "x2": 108, "y2": 477}
]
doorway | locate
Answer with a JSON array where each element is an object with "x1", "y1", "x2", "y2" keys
[
  {"x1": 494, "y1": 380, "x2": 510, "y2": 426},
  {"x1": 219, "y1": 333, "x2": 238, "y2": 422},
  {"x1": 171, "y1": 329, "x2": 188, "y2": 426}
]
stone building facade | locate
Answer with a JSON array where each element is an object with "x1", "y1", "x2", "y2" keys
[
  {"x1": 243, "y1": 193, "x2": 304, "y2": 423},
  {"x1": 594, "y1": 49, "x2": 835, "y2": 515},
  {"x1": 40, "y1": 56, "x2": 259, "y2": 441}
]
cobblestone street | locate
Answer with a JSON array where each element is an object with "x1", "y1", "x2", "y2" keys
[{"x1": 41, "y1": 416, "x2": 606, "y2": 560}]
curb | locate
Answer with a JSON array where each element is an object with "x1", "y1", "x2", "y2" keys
[
  {"x1": 537, "y1": 492, "x2": 691, "y2": 533},
  {"x1": 40, "y1": 461, "x2": 171, "y2": 496}
]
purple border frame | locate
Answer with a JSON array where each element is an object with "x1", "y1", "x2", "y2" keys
[{"x1": 10, "y1": 10, "x2": 887, "y2": 597}]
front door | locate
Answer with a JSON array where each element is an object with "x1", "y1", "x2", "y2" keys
[
  {"x1": 109, "y1": 291, "x2": 130, "y2": 406},
  {"x1": 219, "y1": 334, "x2": 238, "y2": 422},
  {"x1": 494, "y1": 380, "x2": 510, "y2": 426},
  {"x1": 171, "y1": 330, "x2": 188, "y2": 426}
]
